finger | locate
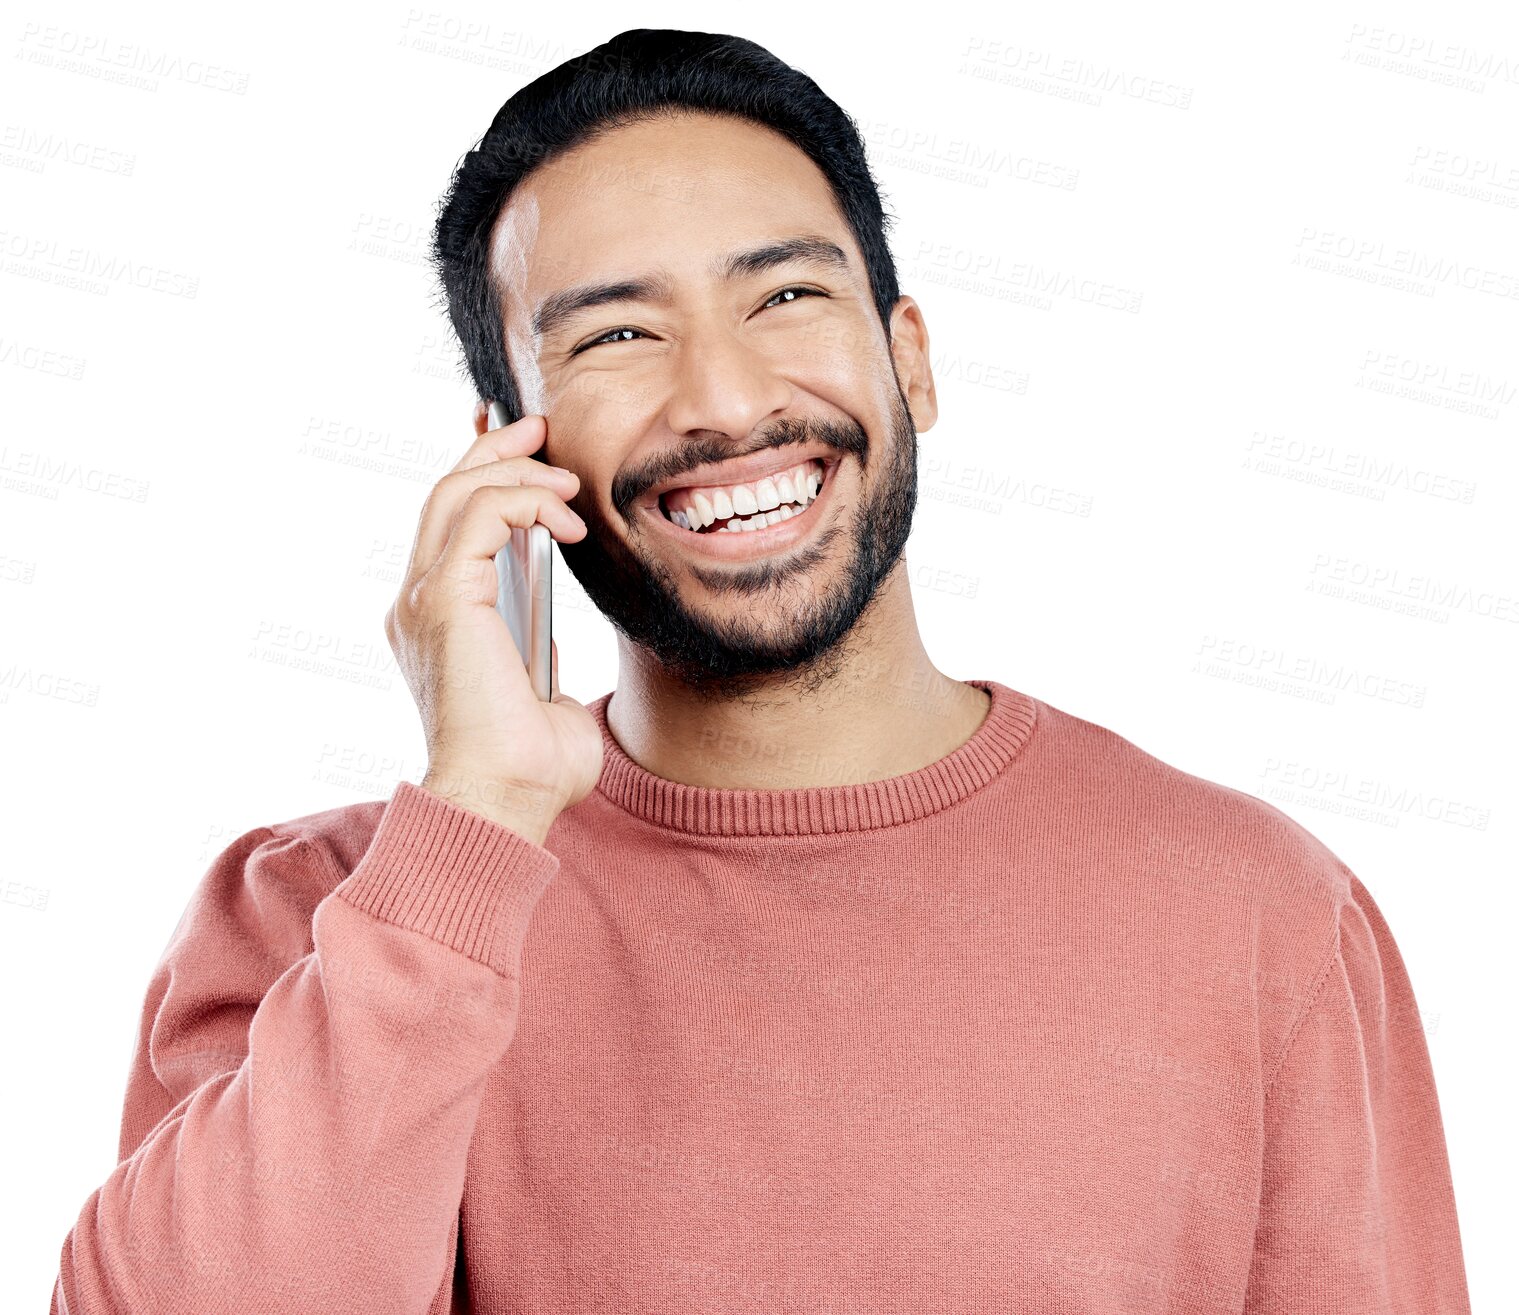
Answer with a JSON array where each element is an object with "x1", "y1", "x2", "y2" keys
[
  {"x1": 452, "y1": 411, "x2": 546, "y2": 475},
  {"x1": 549, "y1": 636, "x2": 559, "y2": 701},
  {"x1": 409, "y1": 456, "x2": 580, "y2": 588},
  {"x1": 425, "y1": 484, "x2": 585, "y2": 607}
]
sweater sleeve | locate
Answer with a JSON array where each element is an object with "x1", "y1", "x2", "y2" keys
[
  {"x1": 1243, "y1": 873, "x2": 1472, "y2": 1314},
  {"x1": 50, "y1": 781, "x2": 559, "y2": 1315}
]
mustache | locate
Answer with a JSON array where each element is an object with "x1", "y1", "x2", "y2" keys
[{"x1": 612, "y1": 416, "x2": 869, "y2": 522}]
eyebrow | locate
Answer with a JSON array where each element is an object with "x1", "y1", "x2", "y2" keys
[{"x1": 530, "y1": 235, "x2": 851, "y2": 344}]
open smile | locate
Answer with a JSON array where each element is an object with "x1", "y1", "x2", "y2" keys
[{"x1": 640, "y1": 455, "x2": 844, "y2": 561}]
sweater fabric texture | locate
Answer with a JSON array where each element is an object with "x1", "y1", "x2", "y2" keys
[{"x1": 50, "y1": 679, "x2": 1473, "y2": 1313}]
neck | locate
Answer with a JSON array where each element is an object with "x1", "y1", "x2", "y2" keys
[{"x1": 605, "y1": 561, "x2": 992, "y2": 791}]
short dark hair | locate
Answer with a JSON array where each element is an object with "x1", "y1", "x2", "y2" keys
[{"x1": 429, "y1": 29, "x2": 901, "y2": 423}]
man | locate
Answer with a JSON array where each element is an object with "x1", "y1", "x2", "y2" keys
[{"x1": 52, "y1": 29, "x2": 1471, "y2": 1314}]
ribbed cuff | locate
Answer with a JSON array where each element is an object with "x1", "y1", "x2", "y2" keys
[{"x1": 334, "y1": 780, "x2": 560, "y2": 978}]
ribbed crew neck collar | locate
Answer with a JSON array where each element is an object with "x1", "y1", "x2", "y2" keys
[{"x1": 587, "y1": 679, "x2": 1038, "y2": 837}]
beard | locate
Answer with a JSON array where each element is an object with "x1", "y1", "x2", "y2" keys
[{"x1": 555, "y1": 384, "x2": 919, "y2": 700}]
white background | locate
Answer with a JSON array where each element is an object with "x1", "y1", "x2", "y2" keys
[{"x1": 3, "y1": 1, "x2": 1514, "y2": 1308}]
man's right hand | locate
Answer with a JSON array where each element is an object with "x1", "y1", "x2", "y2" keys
[{"x1": 385, "y1": 409, "x2": 603, "y2": 846}]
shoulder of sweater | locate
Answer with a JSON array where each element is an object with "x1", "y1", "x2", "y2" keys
[
  {"x1": 256, "y1": 791, "x2": 391, "y2": 884},
  {"x1": 143, "y1": 796, "x2": 389, "y2": 1001},
  {"x1": 1034, "y1": 697, "x2": 1354, "y2": 928},
  {"x1": 163, "y1": 796, "x2": 388, "y2": 967}
]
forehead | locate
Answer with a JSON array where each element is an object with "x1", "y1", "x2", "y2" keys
[{"x1": 490, "y1": 113, "x2": 854, "y2": 325}]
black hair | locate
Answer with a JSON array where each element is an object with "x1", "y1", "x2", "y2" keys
[{"x1": 429, "y1": 28, "x2": 901, "y2": 423}]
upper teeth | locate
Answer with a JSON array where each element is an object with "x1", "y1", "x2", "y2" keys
[{"x1": 662, "y1": 458, "x2": 825, "y2": 532}]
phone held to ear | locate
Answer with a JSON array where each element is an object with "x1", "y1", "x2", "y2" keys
[{"x1": 487, "y1": 400, "x2": 553, "y2": 701}]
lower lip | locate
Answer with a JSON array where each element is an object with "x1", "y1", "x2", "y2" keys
[{"x1": 642, "y1": 459, "x2": 842, "y2": 561}]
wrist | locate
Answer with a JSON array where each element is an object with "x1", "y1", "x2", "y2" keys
[{"x1": 419, "y1": 769, "x2": 563, "y2": 847}]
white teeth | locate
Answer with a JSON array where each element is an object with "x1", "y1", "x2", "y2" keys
[
  {"x1": 662, "y1": 458, "x2": 828, "y2": 533},
  {"x1": 717, "y1": 503, "x2": 798, "y2": 533}
]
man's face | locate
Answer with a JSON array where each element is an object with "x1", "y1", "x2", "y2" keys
[{"x1": 490, "y1": 111, "x2": 935, "y2": 694}]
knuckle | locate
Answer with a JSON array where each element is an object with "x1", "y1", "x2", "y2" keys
[
  {"x1": 454, "y1": 483, "x2": 494, "y2": 520},
  {"x1": 451, "y1": 463, "x2": 521, "y2": 497},
  {"x1": 420, "y1": 482, "x2": 449, "y2": 524},
  {"x1": 408, "y1": 573, "x2": 437, "y2": 612}
]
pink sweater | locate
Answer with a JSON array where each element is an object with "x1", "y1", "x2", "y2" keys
[{"x1": 51, "y1": 679, "x2": 1472, "y2": 1313}]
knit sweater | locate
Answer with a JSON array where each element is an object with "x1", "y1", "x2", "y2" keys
[{"x1": 51, "y1": 678, "x2": 1472, "y2": 1314}]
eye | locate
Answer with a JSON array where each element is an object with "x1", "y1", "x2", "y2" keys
[
  {"x1": 569, "y1": 286, "x2": 829, "y2": 356},
  {"x1": 571, "y1": 327, "x2": 642, "y2": 356},
  {"x1": 761, "y1": 284, "x2": 828, "y2": 311}
]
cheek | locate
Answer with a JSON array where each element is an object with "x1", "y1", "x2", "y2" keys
[
  {"x1": 773, "y1": 314, "x2": 886, "y2": 396},
  {"x1": 544, "y1": 373, "x2": 668, "y2": 487},
  {"x1": 784, "y1": 350, "x2": 883, "y2": 426},
  {"x1": 555, "y1": 369, "x2": 665, "y2": 418}
]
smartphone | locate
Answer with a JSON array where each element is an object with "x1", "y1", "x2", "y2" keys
[{"x1": 486, "y1": 400, "x2": 553, "y2": 701}]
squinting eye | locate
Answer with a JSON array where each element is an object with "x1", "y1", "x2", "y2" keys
[
  {"x1": 573, "y1": 327, "x2": 643, "y2": 355},
  {"x1": 762, "y1": 285, "x2": 827, "y2": 310},
  {"x1": 571, "y1": 286, "x2": 828, "y2": 356}
]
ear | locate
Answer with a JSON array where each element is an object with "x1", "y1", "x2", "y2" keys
[
  {"x1": 473, "y1": 397, "x2": 490, "y2": 437},
  {"x1": 887, "y1": 296, "x2": 938, "y2": 434}
]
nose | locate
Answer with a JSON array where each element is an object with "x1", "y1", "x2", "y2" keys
[{"x1": 661, "y1": 317, "x2": 794, "y2": 451}]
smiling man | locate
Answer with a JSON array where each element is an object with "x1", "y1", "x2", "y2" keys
[
  {"x1": 492, "y1": 112, "x2": 937, "y2": 725},
  {"x1": 53, "y1": 28, "x2": 1471, "y2": 1315}
]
